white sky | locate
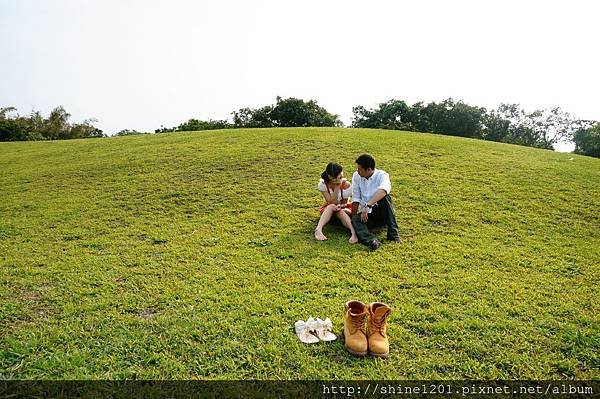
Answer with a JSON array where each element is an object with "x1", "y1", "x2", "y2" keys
[{"x1": 1, "y1": 0, "x2": 598, "y2": 150}]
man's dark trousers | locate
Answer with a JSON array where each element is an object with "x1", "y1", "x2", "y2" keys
[{"x1": 352, "y1": 195, "x2": 400, "y2": 246}]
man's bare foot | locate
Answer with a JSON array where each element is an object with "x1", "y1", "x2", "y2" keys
[
  {"x1": 315, "y1": 230, "x2": 327, "y2": 241},
  {"x1": 349, "y1": 235, "x2": 358, "y2": 244}
]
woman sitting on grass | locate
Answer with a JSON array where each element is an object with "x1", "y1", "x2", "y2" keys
[{"x1": 315, "y1": 162, "x2": 358, "y2": 244}]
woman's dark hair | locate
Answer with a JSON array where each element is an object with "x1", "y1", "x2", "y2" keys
[
  {"x1": 355, "y1": 154, "x2": 375, "y2": 170},
  {"x1": 321, "y1": 162, "x2": 343, "y2": 183}
]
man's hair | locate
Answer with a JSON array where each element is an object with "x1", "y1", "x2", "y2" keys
[{"x1": 355, "y1": 154, "x2": 375, "y2": 170}]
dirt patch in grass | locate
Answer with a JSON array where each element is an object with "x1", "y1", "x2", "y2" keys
[
  {"x1": 139, "y1": 308, "x2": 158, "y2": 320},
  {"x1": 2, "y1": 286, "x2": 54, "y2": 335}
]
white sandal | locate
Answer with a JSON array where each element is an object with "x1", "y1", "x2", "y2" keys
[
  {"x1": 294, "y1": 319, "x2": 319, "y2": 344},
  {"x1": 314, "y1": 317, "x2": 337, "y2": 341}
]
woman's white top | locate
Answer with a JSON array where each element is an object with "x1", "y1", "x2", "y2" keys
[{"x1": 317, "y1": 179, "x2": 352, "y2": 204}]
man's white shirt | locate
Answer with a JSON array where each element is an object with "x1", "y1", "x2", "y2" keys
[{"x1": 351, "y1": 169, "x2": 392, "y2": 213}]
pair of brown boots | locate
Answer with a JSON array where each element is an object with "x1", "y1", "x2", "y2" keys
[{"x1": 343, "y1": 300, "x2": 392, "y2": 358}]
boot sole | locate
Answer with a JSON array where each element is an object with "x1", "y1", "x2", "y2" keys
[
  {"x1": 345, "y1": 345, "x2": 367, "y2": 357},
  {"x1": 369, "y1": 350, "x2": 389, "y2": 358}
]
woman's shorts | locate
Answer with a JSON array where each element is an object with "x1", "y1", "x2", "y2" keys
[{"x1": 319, "y1": 202, "x2": 353, "y2": 215}]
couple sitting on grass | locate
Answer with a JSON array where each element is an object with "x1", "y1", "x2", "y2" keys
[{"x1": 315, "y1": 154, "x2": 401, "y2": 251}]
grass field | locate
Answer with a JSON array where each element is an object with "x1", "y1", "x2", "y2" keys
[{"x1": 1, "y1": 127, "x2": 599, "y2": 379}]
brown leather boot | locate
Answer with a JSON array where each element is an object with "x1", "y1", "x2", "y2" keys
[
  {"x1": 367, "y1": 302, "x2": 392, "y2": 358},
  {"x1": 343, "y1": 300, "x2": 368, "y2": 356}
]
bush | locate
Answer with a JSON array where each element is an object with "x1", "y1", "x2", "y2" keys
[
  {"x1": 573, "y1": 123, "x2": 600, "y2": 158},
  {"x1": 116, "y1": 129, "x2": 145, "y2": 136},
  {"x1": 155, "y1": 118, "x2": 232, "y2": 134}
]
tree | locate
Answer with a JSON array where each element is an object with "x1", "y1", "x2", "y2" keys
[
  {"x1": 39, "y1": 106, "x2": 71, "y2": 140},
  {"x1": 231, "y1": 97, "x2": 341, "y2": 128},
  {"x1": 352, "y1": 98, "x2": 594, "y2": 151},
  {"x1": 176, "y1": 118, "x2": 230, "y2": 131},
  {"x1": 352, "y1": 100, "x2": 413, "y2": 130},
  {"x1": 0, "y1": 107, "x2": 37, "y2": 141},
  {"x1": 0, "y1": 106, "x2": 103, "y2": 141},
  {"x1": 352, "y1": 98, "x2": 485, "y2": 137},
  {"x1": 232, "y1": 106, "x2": 274, "y2": 128},
  {"x1": 69, "y1": 119, "x2": 104, "y2": 139},
  {"x1": 419, "y1": 99, "x2": 485, "y2": 138},
  {"x1": 0, "y1": 107, "x2": 18, "y2": 119},
  {"x1": 572, "y1": 123, "x2": 600, "y2": 158},
  {"x1": 155, "y1": 118, "x2": 232, "y2": 133},
  {"x1": 0, "y1": 116, "x2": 32, "y2": 141},
  {"x1": 525, "y1": 107, "x2": 587, "y2": 150},
  {"x1": 155, "y1": 125, "x2": 174, "y2": 133},
  {"x1": 269, "y1": 97, "x2": 342, "y2": 127},
  {"x1": 483, "y1": 104, "x2": 592, "y2": 150},
  {"x1": 482, "y1": 106, "x2": 512, "y2": 142}
]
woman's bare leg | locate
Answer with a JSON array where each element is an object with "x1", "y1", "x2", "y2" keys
[
  {"x1": 336, "y1": 209, "x2": 359, "y2": 244},
  {"x1": 315, "y1": 204, "x2": 337, "y2": 240}
]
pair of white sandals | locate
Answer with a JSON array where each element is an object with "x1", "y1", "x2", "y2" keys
[{"x1": 294, "y1": 317, "x2": 336, "y2": 343}]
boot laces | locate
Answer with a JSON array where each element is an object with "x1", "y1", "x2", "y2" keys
[
  {"x1": 373, "y1": 310, "x2": 389, "y2": 334},
  {"x1": 351, "y1": 313, "x2": 366, "y2": 333}
]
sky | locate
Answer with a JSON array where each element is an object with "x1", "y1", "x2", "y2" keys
[{"x1": 1, "y1": 0, "x2": 598, "y2": 151}]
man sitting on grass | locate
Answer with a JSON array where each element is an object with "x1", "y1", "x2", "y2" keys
[{"x1": 351, "y1": 154, "x2": 401, "y2": 250}]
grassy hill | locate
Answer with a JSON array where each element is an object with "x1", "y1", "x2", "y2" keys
[{"x1": 0, "y1": 127, "x2": 598, "y2": 379}]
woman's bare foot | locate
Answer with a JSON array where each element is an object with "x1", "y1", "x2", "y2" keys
[
  {"x1": 349, "y1": 235, "x2": 358, "y2": 244},
  {"x1": 315, "y1": 229, "x2": 327, "y2": 241}
]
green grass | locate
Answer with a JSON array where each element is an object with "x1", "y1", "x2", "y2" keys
[{"x1": 0, "y1": 127, "x2": 599, "y2": 379}]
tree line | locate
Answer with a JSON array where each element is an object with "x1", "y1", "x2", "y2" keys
[
  {"x1": 153, "y1": 96, "x2": 342, "y2": 133},
  {"x1": 2, "y1": 97, "x2": 599, "y2": 158},
  {"x1": 153, "y1": 96, "x2": 598, "y2": 157},
  {"x1": 352, "y1": 99, "x2": 598, "y2": 155},
  {"x1": 0, "y1": 106, "x2": 103, "y2": 141}
]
